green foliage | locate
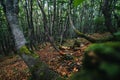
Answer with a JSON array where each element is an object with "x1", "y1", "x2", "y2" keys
[
  {"x1": 94, "y1": 16, "x2": 106, "y2": 33},
  {"x1": 70, "y1": 42, "x2": 120, "y2": 80},
  {"x1": 73, "y1": 0, "x2": 85, "y2": 7},
  {"x1": 115, "y1": 6, "x2": 120, "y2": 10},
  {"x1": 57, "y1": 0, "x2": 68, "y2": 4},
  {"x1": 94, "y1": 16, "x2": 105, "y2": 25},
  {"x1": 114, "y1": 31, "x2": 120, "y2": 40}
]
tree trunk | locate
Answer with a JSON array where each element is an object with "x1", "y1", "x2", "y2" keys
[
  {"x1": 102, "y1": 0, "x2": 116, "y2": 34},
  {"x1": 37, "y1": 0, "x2": 65, "y2": 55},
  {"x1": 3, "y1": 0, "x2": 60, "y2": 80}
]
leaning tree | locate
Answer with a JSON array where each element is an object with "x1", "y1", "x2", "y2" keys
[{"x1": 0, "y1": 0, "x2": 62, "y2": 80}]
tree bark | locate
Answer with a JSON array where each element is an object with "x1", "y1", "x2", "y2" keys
[
  {"x1": 102, "y1": 0, "x2": 116, "y2": 34},
  {"x1": 2, "y1": 0, "x2": 60, "y2": 80},
  {"x1": 69, "y1": 11, "x2": 114, "y2": 43},
  {"x1": 37, "y1": 0, "x2": 65, "y2": 55}
]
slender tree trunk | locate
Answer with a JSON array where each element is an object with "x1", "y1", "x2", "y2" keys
[
  {"x1": 37, "y1": 0, "x2": 65, "y2": 55},
  {"x1": 102, "y1": 0, "x2": 116, "y2": 34}
]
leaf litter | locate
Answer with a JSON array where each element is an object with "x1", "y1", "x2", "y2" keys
[{"x1": 0, "y1": 33, "x2": 110, "y2": 80}]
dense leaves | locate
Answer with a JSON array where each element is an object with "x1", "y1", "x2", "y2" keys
[{"x1": 73, "y1": 0, "x2": 85, "y2": 7}]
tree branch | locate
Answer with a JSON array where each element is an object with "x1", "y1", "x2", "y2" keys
[{"x1": 69, "y1": 13, "x2": 114, "y2": 43}]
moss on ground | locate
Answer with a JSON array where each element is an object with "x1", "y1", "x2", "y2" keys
[{"x1": 70, "y1": 42, "x2": 120, "y2": 80}]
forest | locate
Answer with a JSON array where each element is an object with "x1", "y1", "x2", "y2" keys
[{"x1": 0, "y1": 0, "x2": 120, "y2": 80}]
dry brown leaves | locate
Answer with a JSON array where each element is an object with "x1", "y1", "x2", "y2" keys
[
  {"x1": 37, "y1": 41, "x2": 90, "y2": 77},
  {"x1": 0, "y1": 33, "x2": 110, "y2": 79},
  {"x1": 0, "y1": 56, "x2": 30, "y2": 80}
]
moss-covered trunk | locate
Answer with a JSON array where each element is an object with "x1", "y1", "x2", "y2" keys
[
  {"x1": 19, "y1": 46, "x2": 59, "y2": 80},
  {"x1": 3, "y1": 0, "x2": 60, "y2": 80}
]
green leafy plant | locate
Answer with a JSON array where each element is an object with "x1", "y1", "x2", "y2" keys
[{"x1": 73, "y1": 0, "x2": 85, "y2": 7}]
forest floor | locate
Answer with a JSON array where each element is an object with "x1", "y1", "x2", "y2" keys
[{"x1": 0, "y1": 33, "x2": 111, "y2": 80}]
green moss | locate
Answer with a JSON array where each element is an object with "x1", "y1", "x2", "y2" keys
[
  {"x1": 19, "y1": 46, "x2": 39, "y2": 59},
  {"x1": 74, "y1": 29, "x2": 84, "y2": 35},
  {"x1": 100, "y1": 62, "x2": 120, "y2": 76},
  {"x1": 70, "y1": 42, "x2": 120, "y2": 80},
  {"x1": 86, "y1": 42, "x2": 120, "y2": 53},
  {"x1": 19, "y1": 46, "x2": 31, "y2": 54},
  {"x1": 31, "y1": 53, "x2": 39, "y2": 58}
]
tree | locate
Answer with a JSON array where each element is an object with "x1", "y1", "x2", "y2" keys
[
  {"x1": 0, "y1": 0, "x2": 60, "y2": 80},
  {"x1": 102, "y1": 0, "x2": 117, "y2": 35}
]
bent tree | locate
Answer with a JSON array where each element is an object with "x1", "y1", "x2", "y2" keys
[{"x1": 0, "y1": 0, "x2": 60, "y2": 80}]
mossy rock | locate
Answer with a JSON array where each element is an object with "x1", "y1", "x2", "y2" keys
[
  {"x1": 70, "y1": 42, "x2": 120, "y2": 80},
  {"x1": 85, "y1": 42, "x2": 120, "y2": 64}
]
